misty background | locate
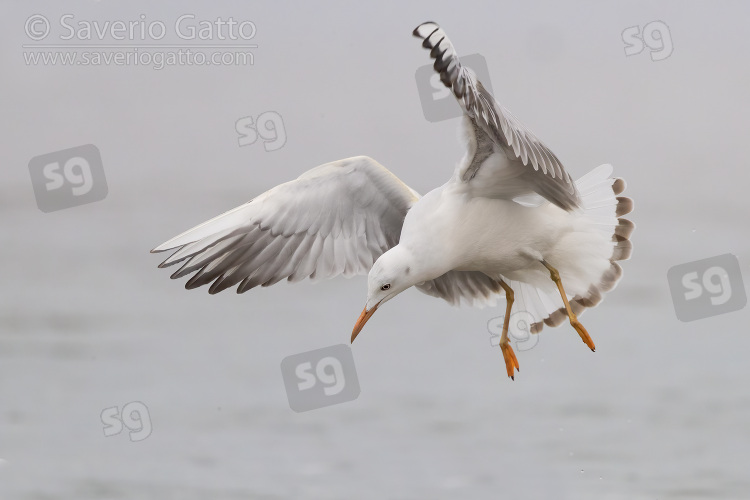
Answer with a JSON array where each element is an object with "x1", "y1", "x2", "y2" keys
[{"x1": 2, "y1": 1, "x2": 749, "y2": 499}]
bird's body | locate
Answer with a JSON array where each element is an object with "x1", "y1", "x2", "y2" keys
[
  {"x1": 375, "y1": 151, "x2": 626, "y2": 314},
  {"x1": 151, "y1": 22, "x2": 634, "y2": 379},
  {"x1": 403, "y1": 181, "x2": 561, "y2": 277}
]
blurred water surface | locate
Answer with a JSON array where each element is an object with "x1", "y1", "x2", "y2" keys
[{"x1": 2, "y1": 2, "x2": 750, "y2": 499}]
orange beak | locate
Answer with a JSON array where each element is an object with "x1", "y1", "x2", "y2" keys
[{"x1": 351, "y1": 304, "x2": 379, "y2": 343}]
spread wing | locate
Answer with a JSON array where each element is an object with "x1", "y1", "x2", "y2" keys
[
  {"x1": 151, "y1": 156, "x2": 419, "y2": 294},
  {"x1": 413, "y1": 22, "x2": 581, "y2": 211}
]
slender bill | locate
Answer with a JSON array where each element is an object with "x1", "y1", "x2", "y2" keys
[{"x1": 351, "y1": 304, "x2": 379, "y2": 343}]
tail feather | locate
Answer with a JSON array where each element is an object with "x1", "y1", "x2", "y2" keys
[
  {"x1": 612, "y1": 178, "x2": 626, "y2": 195},
  {"x1": 614, "y1": 218, "x2": 635, "y2": 239},
  {"x1": 519, "y1": 165, "x2": 633, "y2": 335},
  {"x1": 612, "y1": 238, "x2": 633, "y2": 261},
  {"x1": 616, "y1": 197, "x2": 634, "y2": 217}
]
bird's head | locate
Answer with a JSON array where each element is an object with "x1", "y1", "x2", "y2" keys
[{"x1": 351, "y1": 246, "x2": 416, "y2": 343}]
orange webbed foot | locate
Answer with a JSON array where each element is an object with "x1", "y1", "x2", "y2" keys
[
  {"x1": 572, "y1": 319, "x2": 595, "y2": 352},
  {"x1": 500, "y1": 343, "x2": 520, "y2": 380}
]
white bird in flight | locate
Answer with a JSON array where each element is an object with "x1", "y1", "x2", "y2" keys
[{"x1": 152, "y1": 22, "x2": 633, "y2": 380}]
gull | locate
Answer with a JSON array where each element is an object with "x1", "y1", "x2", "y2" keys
[{"x1": 151, "y1": 21, "x2": 633, "y2": 380}]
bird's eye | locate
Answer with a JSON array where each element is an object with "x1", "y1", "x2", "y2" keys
[{"x1": 380, "y1": 283, "x2": 391, "y2": 291}]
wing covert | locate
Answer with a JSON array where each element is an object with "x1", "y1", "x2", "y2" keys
[{"x1": 151, "y1": 156, "x2": 419, "y2": 293}]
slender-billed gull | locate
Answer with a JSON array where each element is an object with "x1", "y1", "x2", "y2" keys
[{"x1": 152, "y1": 21, "x2": 633, "y2": 379}]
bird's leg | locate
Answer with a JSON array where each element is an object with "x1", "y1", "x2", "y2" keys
[
  {"x1": 541, "y1": 260, "x2": 595, "y2": 352},
  {"x1": 498, "y1": 280, "x2": 519, "y2": 380}
]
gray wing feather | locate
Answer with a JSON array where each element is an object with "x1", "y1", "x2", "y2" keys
[
  {"x1": 151, "y1": 156, "x2": 419, "y2": 294},
  {"x1": 413, "y1": 22, "x2": 581, "y2": 211},
  {"x1": 416, "y1": 270, "x2": 504, "y2": 307}
]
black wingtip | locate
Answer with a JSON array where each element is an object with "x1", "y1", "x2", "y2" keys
[{"x1": 412, "y1": 21, "x2": 439, "y2": 38}]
